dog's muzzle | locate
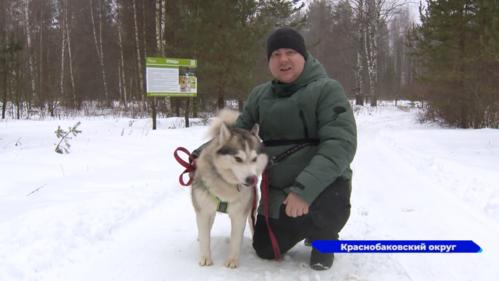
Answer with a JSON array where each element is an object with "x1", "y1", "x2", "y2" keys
[{"x1": 243, "y1": 175, "x2": 258, "y2": 187}]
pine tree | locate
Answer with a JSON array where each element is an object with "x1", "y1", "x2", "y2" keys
[
  {"x1": 54, "y1": 121, "x2": 82, "y2": 154},
  {"x1": 408, "y1": 0, "x2": 499, "y2": 128},
  {"x1": 483, "y1": 0, "x2": 499, "y2": 60},
  {"x1": 170, "y1": 0, "x2": 305, "y2": 112},
  {"x1": 1, "y1": 31, "x2": 24, "y2": 119}
]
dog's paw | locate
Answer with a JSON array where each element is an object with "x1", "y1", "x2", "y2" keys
[
  {"x1": 224, "y1": 258, "x2": 238, "y2": 268},
  {"x1": 199, "y1": 256, "x2": 213, "y2": 266}
]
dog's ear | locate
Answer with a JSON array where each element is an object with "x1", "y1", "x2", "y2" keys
[
  {"x1": 219, "y1": 122, "x2": 232, "y2": 143},
  {"x1": 250, "y1": 124, "x2": 259, "y2": 136}
]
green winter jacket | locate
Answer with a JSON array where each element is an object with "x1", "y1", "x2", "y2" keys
[{"x1": 194, "y1": 52, "x2": 357, "y2": 219}]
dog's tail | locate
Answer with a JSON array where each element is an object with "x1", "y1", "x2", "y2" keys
[{"x1": 205, "y1": 109, "x2": 240, "y2": 138}]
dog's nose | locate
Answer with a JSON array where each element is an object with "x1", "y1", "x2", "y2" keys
[{"x1": 245, "y1": 176, "x2": 255, "y2": 186}]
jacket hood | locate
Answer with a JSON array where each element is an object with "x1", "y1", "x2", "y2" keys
[{"x1": 271, "y1": 52, "x2": 328, "y2": 97}]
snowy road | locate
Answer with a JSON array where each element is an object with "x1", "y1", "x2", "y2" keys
[
  {"x1": 2, "y1": 106, "x2": 499, "y2": 281},
  {"x1": 347, "y1": 112, "x2": 499, "y2": 280}
]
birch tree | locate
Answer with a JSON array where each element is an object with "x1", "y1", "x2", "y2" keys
[
  {"x1": 132, "y1": 0, "x2": 145, "y2": 110},
  {"x1": 65, "y1": 0, "x2": 76, "y2": 106},
  {"x1": 59, "y1": 0, "x2": 67, "y2": 102},
  {"x1": 39, "y1": 0, "x2": 43, "y2": 107},
  {"x1": 391, "y1": 9, "x2": 412, "y2": 94},
  {"x1": 350, "y1": 0, "x2": 366, "y2": 105},
  {"x1": 155, "y1": 0, "x2": 167, "y2": 117},
  {"x1": 363, "y1": 0, "x2": 407, "y2": 106},
  {"x1": 22, "y1": 0, "x2": 37, "y2": 105},
  {"x1": 156, "y1": 0, "x2": 165, "y2": 56},
  {"x1": 365, "y1": 0, "x2": 379, "y2": 106},
  {"x1": 116, "y1": 2, "x2": 127, "y2": 105},
  {"x1": 88, "y1": 0, "x2": 109, "y2": 101}
]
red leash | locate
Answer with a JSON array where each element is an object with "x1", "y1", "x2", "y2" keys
[
  {"x1": 173, "y1": 147, "x2": 196, "y2": 186},
  {"x1": 261, "y1": 170, "x2": 281, "y2": 260},
  {"x1": 259, "y1": 142, "x2": 316, "y2": 260}
]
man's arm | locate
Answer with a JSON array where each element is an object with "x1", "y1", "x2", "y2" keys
[{"x1": 289, "y1": 80, "x2": 357, "y2": 206}]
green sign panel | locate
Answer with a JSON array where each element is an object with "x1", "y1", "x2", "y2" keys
[{"x1": 146, "y1": 57, "x2": 197, "y2": 97}]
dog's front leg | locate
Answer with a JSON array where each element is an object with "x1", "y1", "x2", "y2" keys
[
  {"x1": 225, "y1": 212, "x2": 247, "y2": 268},
  {"x1": 196, "y1": 211, "x2": 215, "y2": 266}
]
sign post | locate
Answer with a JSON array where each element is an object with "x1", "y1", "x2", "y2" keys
[{"x1": 145, "y1": 57, "x2": 197, "y2": 129}]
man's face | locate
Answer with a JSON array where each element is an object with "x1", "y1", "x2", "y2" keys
[{"x1": 269, "y1": 48, "x2": 305, "y2": 84}]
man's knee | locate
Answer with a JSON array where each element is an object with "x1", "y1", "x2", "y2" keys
[
  {"x1": 308, "y1": 178, "x2": 352, "y2": 234},
  {"x1": 253, "y1": 241, "x2": 276, "y2": 260}
]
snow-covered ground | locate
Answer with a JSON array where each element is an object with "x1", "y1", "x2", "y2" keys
[{"x1": 1, "y1": 104, "x2": 498, "y2": 281}]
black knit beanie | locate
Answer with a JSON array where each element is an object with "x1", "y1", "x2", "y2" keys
[{"x1": 266, "y1": 27, "x2": 307, "y2": 61}]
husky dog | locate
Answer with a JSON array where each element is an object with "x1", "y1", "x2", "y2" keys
[{"x1": 192, "y1": 110, "x2": 268, "y2": 268}]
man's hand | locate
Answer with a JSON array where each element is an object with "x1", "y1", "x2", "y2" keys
[{"x1": 283, "y1": 192, "x2": 309, "y2": 218}]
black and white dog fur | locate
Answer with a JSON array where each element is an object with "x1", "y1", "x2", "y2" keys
[{"x1": 192, "y1": 110, "x2": 268, "y2": 268}]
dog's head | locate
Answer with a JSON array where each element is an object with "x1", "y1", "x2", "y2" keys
[{"x1": 214, "y1": 123, "x2": 268, "y2": 187}]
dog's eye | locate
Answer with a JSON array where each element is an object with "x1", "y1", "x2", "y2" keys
[
  {"x1": 234, "y1": 157, "x2": 243, "y2": 163},
  {"x1": 252, "y1": 157, "x2": 257, "y2": 162}
]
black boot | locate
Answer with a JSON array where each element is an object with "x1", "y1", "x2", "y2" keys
[
  {"x1": 310, "y1": 247, "x2": 334, "y2": 270},
  {"x1": 304, "y1": 237, "x2": 312, "y2": 247}
]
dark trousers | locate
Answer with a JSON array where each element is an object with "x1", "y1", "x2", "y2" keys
[{"x1": 253, "y1": 177, "x2": 352, "y2": 259}]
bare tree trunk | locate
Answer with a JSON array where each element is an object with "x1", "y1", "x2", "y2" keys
[
  {"x1": 217, "y1": 21, "x2": 225, "y2": 110},
  {"x1": 117, "y1": 6, "x2": 127, "y2": 105},
  {"x1": 355, "y1": 48, "x2": 365, "y2": 106},
  {"x1": 2, "y1": 71, "x2": 8, "y2": 119},
  {"x1": 155, "y1": 0, "x2": 169, "y2": 113},
  {"x1": 132, "y1": 0, "x2": 145, "y2": 111},
  {"x1": 2, "y1": 0, "x2": 9, "y2": 119},
  {"x1": 156, "y1": 0, "x2": 162, "y2": 53},
  {"x1": 130, "y1": 76, "x2": 134, "y2": 103},
  {"x1": 354, "y1": 0, "x2": 365, "y2": 106},
  {"x1": 116, "y1": 0, "x2": 128, "y2": 107},
  {"x1": 88, "y1": 0, "x2": 109, "y2": 101},
  {"x1": 16, "y1": 67, "x2": 21, "y2": 119},
  {"x1": 59, "y1": 0, "x2": 66, "y2": 103},
  {"x1": 22, "y1": 0, "x2": 37, "y2": 104},
  {"x1": 143, "y1": 0, "x2": 156, "y2": 127},
  {"x1": 400, "y1": 36, "x2": 406, "y2": 88},
  {"x1": 365, "y1": 0, "x2": 379, "y2": 107},
  {"x1": 39, "y1": 0, "x2": 44, "y2": 108},
  {"x1": 65, "y1": 0, "x2": 76, "y2": 106},
  {"x1": 368, "y1": 23, "x2": 378, "y2": 107},
  {"x1": 2, "y1": 46, "x2": 7, "y2": 119},
  {"x1": 98, "y1": 0, "x2": 108, "y2": 102},
  {"x1": 142, "y1": 0, "x2": 147, "y2": 57},
  {"x1": 118, "y1": 61, "x2": 122, "y2": 105}
]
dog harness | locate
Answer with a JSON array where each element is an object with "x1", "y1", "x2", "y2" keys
[
  {"x1": 203, "y1": 181, "x2": 230, "y2": 213},
  {"x1": 174, "y1": 147, "x2": 257, "y2": 232}
]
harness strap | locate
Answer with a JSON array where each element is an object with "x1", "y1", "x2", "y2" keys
[
  {"x1": 204, "y1": 182, "x2": 230, "y2": 214},
  {"x1": 263, "y1": 139, "x2": 319, "y2": 147},
  {"x1": 267, "y1": 142, "x2": 318, "y2": 168}
]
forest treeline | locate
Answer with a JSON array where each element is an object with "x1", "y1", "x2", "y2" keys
[{"x1": 1, "y1": 0, "x2": 498, "y2": 128}]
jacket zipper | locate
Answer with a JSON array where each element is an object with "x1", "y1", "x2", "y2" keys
[{"x1": 299, "y1": 110, "x2": 309, "y2": 139}]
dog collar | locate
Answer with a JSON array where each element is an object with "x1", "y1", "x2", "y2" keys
[{"x1": 203, "y1": 182, "x2": 229, "y2": 213}]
